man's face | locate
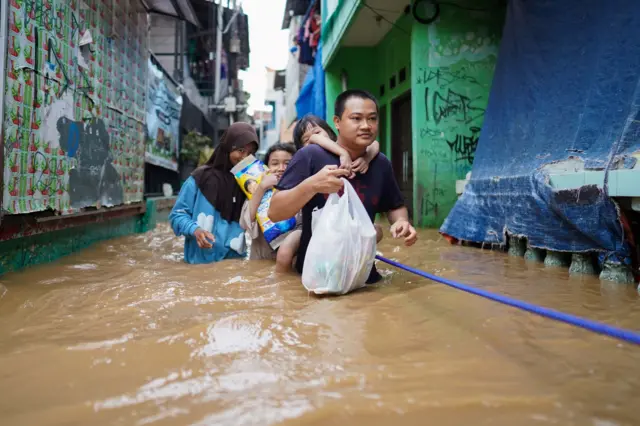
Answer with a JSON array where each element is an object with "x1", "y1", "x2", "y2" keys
[{"x1": 333, "y1": 97, "x2": 378, "y2": 149}]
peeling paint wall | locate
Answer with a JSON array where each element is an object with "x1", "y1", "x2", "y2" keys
[
  {"x1": 411, "y1": 7, "x2": 505, "y2": 227},
  {"x1": 3, "y1": 0, "x2": 148, "y2": 215}
]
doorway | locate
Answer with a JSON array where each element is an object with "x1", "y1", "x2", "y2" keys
[{"x1": 391, "y1": 91, "x2": 414, "y2": 220}]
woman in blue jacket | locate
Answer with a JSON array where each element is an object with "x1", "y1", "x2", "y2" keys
[{"x1": 169, "y1": 122, "x2": 258, "y2": 264}]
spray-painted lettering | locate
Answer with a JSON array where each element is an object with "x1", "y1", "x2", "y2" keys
[
  {"x1": 417, "y1": 67, "x2": 482, "y2": 88},
  {"x1": 446, "y1": 127, "x2": 481, "y2": 164},
  {"x1": 429, "y1": 88, "x2": 485, "y2": 126}
]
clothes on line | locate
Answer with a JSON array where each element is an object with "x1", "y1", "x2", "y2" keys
[{"x1": 297, "y1": 0, "x2": 320, "y2": 66}]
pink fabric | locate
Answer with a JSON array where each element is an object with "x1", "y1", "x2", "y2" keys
[
  {"x1": 303, "y1": 15, "x2": 311, "y2": 41},
  {"x1": 309, "y1": 13, "x2": 321, "y2": 48}
]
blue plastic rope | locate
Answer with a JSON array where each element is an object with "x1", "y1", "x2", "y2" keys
[{"x1": 376, "y1": 255, "x2": 640, "y2": 346}]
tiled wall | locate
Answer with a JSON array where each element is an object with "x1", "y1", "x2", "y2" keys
[{"x1": 3, "y1": 0, "x2": 148, "y2": 214}]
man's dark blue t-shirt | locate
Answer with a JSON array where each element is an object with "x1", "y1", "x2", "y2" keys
[{"x1": 275, "y1": 144, "x2": 405, "y2": 283}]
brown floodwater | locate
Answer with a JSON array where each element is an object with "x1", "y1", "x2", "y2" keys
[{"x1": 0, "y1": 223, "x2": 639, "y2": 426}]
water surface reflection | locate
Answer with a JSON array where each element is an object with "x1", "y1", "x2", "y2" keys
[{"x1": 0, "y1": 223, "x2": 638, "y2": 425}]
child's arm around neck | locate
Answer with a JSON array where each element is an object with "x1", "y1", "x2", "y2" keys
[
  {"x1": 308, "y1": 133, "x2": 380, "y2": 160},
  {"x1": 364, "y1": 140, "x2": 380, "y2": 162}
]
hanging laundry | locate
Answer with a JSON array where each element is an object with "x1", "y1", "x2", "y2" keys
[
  {"x1": 297, "y1": 20, "x2": 314, "y2": 65},
  {"x1": 303, "y1": 13, "x2": 312, "y2": 41},
  {"x1": 309, "y1": 11, "x2": 321, "y2": 48},
  {"x1": 297, "y1": 0, "x2": 319, "y2": 66}
]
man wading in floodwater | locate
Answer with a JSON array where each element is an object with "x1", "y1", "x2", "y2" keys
[{"x1": 268, "y1": 89, "x2": 418, "y2": 284}]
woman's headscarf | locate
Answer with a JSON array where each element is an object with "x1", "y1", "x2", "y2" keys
[{"x1": 191, "y1": 122, "x2": 258, "y2": 223}]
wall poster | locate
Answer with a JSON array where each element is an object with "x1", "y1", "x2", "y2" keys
[{"x1": 145, "y1": 59, "x2": 182, "y2": 171}]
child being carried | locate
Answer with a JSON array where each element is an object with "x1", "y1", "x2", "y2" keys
[{"x1": 238, "y1": 143, "x2": 302, "y2": 272}]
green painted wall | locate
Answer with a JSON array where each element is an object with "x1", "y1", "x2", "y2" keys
[
  {"x1": 323, "y1": 14, "x2": 412, "y2": 145},
  {"x1": 411, "y1": 7, "x2": 505, "y2": 227},
  {"x1": 322, "y1": 0, "x2": 361, "y2": 68},
  {"x1": 325, "y1": 47, "x2": 377, "y2": 120},
  {"x1": 3, "y1": 0, "x2": 148, "y2": 215},
  {"x1": 0, "y1": 197, "x2": 175, "y2": 276},
  {"x1": 322, "y1": 4, "x2": 505, "y2": 228},
  {"x1": 0, "y1": 216, "x2": 141, "y2": 276},
  {"x1": 373, "y1": 15, "x2": 412, "y2": 157}
]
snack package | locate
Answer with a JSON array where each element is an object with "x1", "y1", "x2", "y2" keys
[{"x1": 230, "y1": 155, "x2": 297, "y2": 249}]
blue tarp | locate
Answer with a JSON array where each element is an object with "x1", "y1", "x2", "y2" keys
[
  {"x1": 441, "y1": 0, "x2": 640, "y2": 261},
  {"x1": 296, "y1": 40, "x2": 326, "y2": 120}
]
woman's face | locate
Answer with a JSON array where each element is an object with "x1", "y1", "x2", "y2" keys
[
  {"x1": 266, "y1": 150, "x2": 293, "y2": 179},
  {"x1": 229, "y1": 142, "x2": 258, "y2": 166},
  {"x1": 301, "y1": 124, "x2": 329, "y2": 147}
]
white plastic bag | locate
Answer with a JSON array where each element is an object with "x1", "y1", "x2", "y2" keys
[{"x1": 302, "y1": 179, "x2": 378, "y2": 295}]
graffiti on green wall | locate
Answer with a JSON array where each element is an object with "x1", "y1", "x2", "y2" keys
[
  {"x1": 3, "y1": 0, "x2": 147, "y2": 215},
  {"x1": 417, "y1": 61, "x2": 493, "y2": 165},
  {"x1": 413, "y1": 10, "x2": 504, "y2": 227},
  {"x1": 424, "y1": 23, "x2": 500, "y2": 67}
]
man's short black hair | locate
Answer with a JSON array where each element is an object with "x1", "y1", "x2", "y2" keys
[
  {"x1": 334, "y1": 89, "x2": 379, "y2": 119},
  {"x1": 292, "y1": 114, "x2": 338, "y2": 149},
  {"x1": 265, "y1": 142, "x2": 297, "y2": 164}
]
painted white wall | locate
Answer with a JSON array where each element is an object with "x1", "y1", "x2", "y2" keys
[{"x1": 263, "y1": 69, "x2": 285, "y2": 150}]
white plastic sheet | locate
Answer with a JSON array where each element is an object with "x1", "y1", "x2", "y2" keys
[{"x1": 302, "y1": 179, "x2": 377, "y2": 295}]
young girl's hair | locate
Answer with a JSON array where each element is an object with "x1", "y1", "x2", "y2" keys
[
  {"x1": 292, "y1": 114, "x2": 337, "y2": 149},
  {"x1": 265, "y1": 142, "x2": 297, "y2": 164}
]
